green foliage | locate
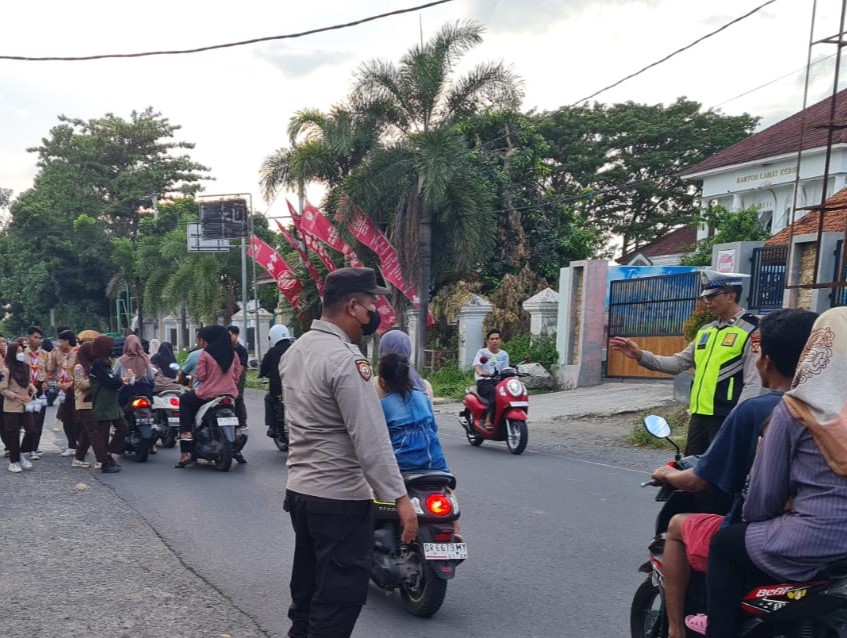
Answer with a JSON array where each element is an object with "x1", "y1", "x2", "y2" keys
[
  {"x1": 624, "y1": 404, "x2": 689, "y2": 449},
  {"x1": 680, "y1": 204, "x2": 769, "y2": 266},
  {"x1": 684, "y1": 306, "x2": 717, "y2": 341},
  {"x1": 424, "y1": 364, "x2": 475, "y2": 400},
  {"x1": 501, "y1": 332, "x2": 558, "y2": 371}
]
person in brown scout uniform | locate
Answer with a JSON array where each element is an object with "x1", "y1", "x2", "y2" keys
[
  {"x1": 279, "y1": 266, "x2": 418, "y2": 638},
  {"x1": 23, "y1": 326, "x2": 49, "y2": 459}
]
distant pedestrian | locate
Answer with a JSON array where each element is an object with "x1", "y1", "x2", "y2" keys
[
  {"x1": 89, "y1": 336, "x2": 127, "y2": 473},
  {"x1": 1, "y1": 339, "x2": 38, "y2": 472}
]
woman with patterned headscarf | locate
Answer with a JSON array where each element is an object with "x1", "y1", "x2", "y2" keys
[
  {"x1": 375, "y1": 330, "x2": 432, "y2": 401},
  {"x1": 114, "y1": 335, "x2": 155, "y2": 406},
  {"x1": 176, "y1": 325, "x2": 241, "y2": 468},
  {"x1": 691, "y1": 307, "x2": 847, "y2": 637}
]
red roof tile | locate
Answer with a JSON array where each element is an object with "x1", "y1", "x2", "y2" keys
[
  {"x1": 682, "y1": 89, "x2": 847, "y2": 177},
  {"x1": 766, "y1": 187, "x2": 847, "y2": 245},
  {"x1": 617, "y1": 225, "x2": 698, "y2": 263}
]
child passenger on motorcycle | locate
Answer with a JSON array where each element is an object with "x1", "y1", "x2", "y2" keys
[
  {"x1": 175, "y1": 325, "x2": 241, "y2": 468},
  {"x1": 650, "y1": 309, "x2": 816, "y2": 638}
]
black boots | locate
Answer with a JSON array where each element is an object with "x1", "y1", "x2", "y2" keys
[{"x1": 101, "y1": 458, "x2": 122, "y2": 473}]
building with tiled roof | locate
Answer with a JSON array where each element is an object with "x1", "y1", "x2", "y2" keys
[
  {"x1": 766, "y1": 186, "x2": 847, "y2": 246},
  {"x1": 681, "y1": 89, "x2": 847, "y2": 238},
  {"x1": 617, "y1": 225, "x2": 697, "y2": 265}
]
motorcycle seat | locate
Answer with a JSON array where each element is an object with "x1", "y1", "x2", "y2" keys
[
  {"x1": 465, "y1": 387, "x2": 489, "y2": 405},
  {"x1": 195, "y1": 395, "x2": 237, "y2": 426},
  {"x1": 402, "y1": 470, "x2": 457, "y2": 489}
]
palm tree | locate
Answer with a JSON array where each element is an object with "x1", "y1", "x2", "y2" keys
[{"x1": 344, "y1": 20, "x2": 522, "y2": 358}]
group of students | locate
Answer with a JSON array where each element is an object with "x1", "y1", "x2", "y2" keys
[
  {"x1": 648, "y1": 306, "x2": 847, "y2": 637},
  {"x1": 0, "y1": 327, "x2": 147, "y2": 474}
]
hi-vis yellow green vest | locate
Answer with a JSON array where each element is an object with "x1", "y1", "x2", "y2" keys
[{"x1": 690, "y1": 313, "x2": 759, "y2": 417}]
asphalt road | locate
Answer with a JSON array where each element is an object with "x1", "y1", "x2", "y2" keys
[{"x1": 84, "y1": 389, "x2": 665, "y2": 638}]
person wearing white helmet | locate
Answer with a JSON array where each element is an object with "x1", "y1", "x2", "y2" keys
[{"x1": 259, "y1": 324, "x2": 292, "y2": 443}]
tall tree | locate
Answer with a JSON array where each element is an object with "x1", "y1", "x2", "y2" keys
[{"x1": 344, "y1": 20, "x2": 522, "y2": 357}]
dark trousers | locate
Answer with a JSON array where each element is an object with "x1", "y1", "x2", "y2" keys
[
  {"x1": 685, "y1": 413, "x2": 726, "y2": 456},
  {"x1": 4, "y1": 412, "x2": 38, "y2": 462},
  {"x1": 264, "y1": 393, "x2": 283, "y2": 428},
  {"x1": 284, "y1": 490, "x2": 373, "y2": 638},
  {"x1": 235, "y1": 393, "x2": 247, "y2": 428},
  {"x1": 705, "y1": 523, "x2": 772, "y2": 637},
  {"x1": 75, "y1": 410, "x2": 110, "y2": 464},
  {"x1": 31, "y1": 405, "x2": 45, "y2": 451},
  {"x1": 477, "y1": 379, "x2": 498, "y2": 423},
  {"x1": 99, "y1": 418, "x2": 128, "y2": 455},
  {"x1": 0, "y1": 404, "x2": 6, "y2": 450},
  {"x1": 58, "y1": 398, "x2": 77, "y2": 449},
  {"x1": 178, "y1": 391, "x2": 205, "y2": 434}
]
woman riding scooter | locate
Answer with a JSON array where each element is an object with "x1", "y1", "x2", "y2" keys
[{"x1": 176, "y1": 325, "x2": 242, "y2": 468}]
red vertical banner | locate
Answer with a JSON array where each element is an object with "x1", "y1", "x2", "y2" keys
[
  {"x1": 343, "y1": 204, "x2": 433, "y2": 325},
  {"x1": 248, "y1": 234, "x2": 305, "y2": 312},
  {"x1": 288, "y1": 200, "x2": 337, "y2": 272},
  {"x1": 291, "y1": 201, "x2": 396, "y2": 333},
  {"x1": 275, "y1": 220, "x2": 324, "y2": 296}
]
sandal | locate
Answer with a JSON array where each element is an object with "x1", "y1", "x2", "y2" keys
[
  {"x1": 174, "y1": 457, "x2": 194, "y2": 468},
  {"x1": 684, "y1": 614, "x2": 707, "y2": 636}
]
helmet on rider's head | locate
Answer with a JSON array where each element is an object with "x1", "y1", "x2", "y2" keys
[{"x1": 269, "y1": 325, "x2": 290, "y2": 345}]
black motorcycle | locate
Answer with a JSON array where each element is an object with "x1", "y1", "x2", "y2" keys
[
  {"x1": 631, "y1": 415, "x2": 847, "y2": 637},
  {"x1": 265, "y1": 393, "x2": 288, "y2": 452},
  {"x1": 123, "y1": 395, "x2": 155, "y2": 463},
  {"x1": 191, "y1": 395, "x2": 246, "y2": 472},
  {"x1": 371, "y1": 470, "x2": 465, "y2": 618}
]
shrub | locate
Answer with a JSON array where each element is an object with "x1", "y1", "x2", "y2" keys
[
  {"x1": 624, "y1": 404, "x2": 689, "y2": 449},
  {"x1": 424, "y1": 364, "x2": 475, "y2": 400},
  {"x1": 502, "y1": 332, "x2": 558, "y2": 371}
]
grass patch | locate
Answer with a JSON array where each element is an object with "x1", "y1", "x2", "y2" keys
[
  {"x1": 624, "y1": 404, "x2": 689, "y2": 450},
  {"x1": 424, "y1": 365, "x2": 475, "y2": 401},
  {"x1": 245, "y1": 369, "x2": 267, "y2": 391}
]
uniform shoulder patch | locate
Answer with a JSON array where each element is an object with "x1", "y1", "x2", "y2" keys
[{"x1": 355, "y1": 358, "x2": 373, "y2": 382}]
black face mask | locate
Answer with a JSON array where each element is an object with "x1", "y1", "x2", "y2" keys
[{"x1": 360, "y1": 307, "x2": 381, "y2": 336}]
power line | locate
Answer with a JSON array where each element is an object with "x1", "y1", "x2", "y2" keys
[
  {"x1": 0, "y1": 0, "x2": 455, "y2": 62},
  {"x1": 570, "y1": 0, "x2": 779, "y2": 107}
]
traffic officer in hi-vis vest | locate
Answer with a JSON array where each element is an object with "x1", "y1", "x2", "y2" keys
[{"x1": 609, "y1": 270, "x2": 761, "y2": 455}]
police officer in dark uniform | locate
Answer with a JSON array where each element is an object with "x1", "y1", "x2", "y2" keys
[
  {"x1": 610, "y1": 270, "x2": 761, "y2": 455},
  {"x1": 279, "y1": 267, "x2": 418, "y2": 638}
]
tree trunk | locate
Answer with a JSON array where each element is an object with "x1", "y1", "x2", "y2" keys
[{"x1": 417, "y1": 206, "x2": 432, "y2": 366}]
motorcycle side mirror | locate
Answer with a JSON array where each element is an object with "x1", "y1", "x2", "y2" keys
[{"x1": 643, "y1": 415, "x2": 681, "y2": 458}]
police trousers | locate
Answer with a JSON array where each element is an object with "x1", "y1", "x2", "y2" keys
[{"x1": 283, "y1": 490, "x2": 373, "y2": 638}]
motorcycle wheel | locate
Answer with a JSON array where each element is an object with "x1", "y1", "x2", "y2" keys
[
  {"x1": 462, "y1": 411, "x2": 484, "y2": 447},
  {"x1": 214, "y1": 438, "x2": 233, "y2": 472},
  {"x1": 630, "y1": 577, "x2": 665, "y2": 638},
  {"x1": 505, "y1": 419, "x2": 528, "y2": 455},
  {"x1": 399, "y1": 545, "x2": 447, "y2": 618},
  {"x1": 160, "y1": 428, "x2": 177, "y2": 449},
  {"x1": 133, "y1": 440, "x2": 149, "y2": 463}
]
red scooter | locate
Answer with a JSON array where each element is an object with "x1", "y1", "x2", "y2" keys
[{"x1": 459, "y1": 358, "x2": 529, "y2": 455}]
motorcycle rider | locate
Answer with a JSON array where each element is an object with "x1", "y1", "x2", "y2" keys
[
  {"x1": 610, "y1": 271, "x2": 761, "y2": 455},
  {"x1": 650, "y1": 308, "x2": 816, "y2": 638},
  {"x1": 694, "y1": 307, "x2": 847, "y2": 637},
  {"x1": 473, "y1": 328, "x2": 509, "y2": 430},
  {"x1": 175, "y1": 325, "x2": 241, "y2": 468},
  {"x1": 258, "y1": 324, "x2": 291, "y2": 440}
]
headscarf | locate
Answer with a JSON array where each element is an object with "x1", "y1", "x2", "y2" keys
[
  {"x1": 151, "y1": 342, "x2": 178, "y2": 378},
  {"x1": 148, "y1": 338, "x2": 161, "y2": 358},
  {"x1": 91, "y1": 335, "x2": 114, "y2": 361},
  {"x1": 199, "y1": 325, "x2": 234, "y2": 373},
  {"x1": 76, "y1": 342, "x2": 94, "y2": 374},
  {"x1": 784, "y1": 307, "x2": 847, "y2": 476},
  {"x1": 5, "y1": 339, "x2": 30, "y2": 388},
  {"x1": 118, "y1": 334, "x2": 151, "y2": 378},
  {"x1": 378, "y1": 329, "x2": 427, "y2": 393}
]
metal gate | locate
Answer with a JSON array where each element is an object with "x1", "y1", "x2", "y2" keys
[
  {"x1": 607, "y1": 272, "x2": 701, "y2": 378},
  {"x1": 832, "y1": 240, "x2": 847, "y2": 307},
  {"x1": 748, "y1": 245, "x2": 787, "y2": 312}
]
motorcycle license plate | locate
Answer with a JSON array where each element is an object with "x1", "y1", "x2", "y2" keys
[
  {"x1": 167, "y1": 417, "x2": 180, "y2": 423},
  {"x1": 423, "y1": 542, "x2": 467, "y2": 560},
  {"x1": 217, "y1": 416, "x2": 239, "y2": 426}
]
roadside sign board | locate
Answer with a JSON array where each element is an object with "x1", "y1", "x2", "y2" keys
[{"x1": 187, "y1": 222, "x2": 230, "y2": 253}]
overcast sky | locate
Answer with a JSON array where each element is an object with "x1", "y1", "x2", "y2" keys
[{"x1": 0, "y1": 0, "x2": 842, "y2": 220}]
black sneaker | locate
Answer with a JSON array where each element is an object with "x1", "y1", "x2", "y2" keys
[
  {"x1": 266, "y1": 427, "x2": 274, "y2": 438},
  {"x1": 101, "y1": 460, "x2": 122, "y2": 474},
  {"x1": 234, "y1": 452, "x2": 247, "y2": 464}
]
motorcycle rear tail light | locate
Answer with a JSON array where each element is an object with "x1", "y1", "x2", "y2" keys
[
  {"x1": 131, "y1": 397, "x2": 151, "y2": 409},
  {"x1": 433, "y1": 530, "x2": 454, "y2": 542},
  {"x1": 425, "y1": 494, "x2": 452, "y2": 517},
  {"x1": 219, "y1": 397, "x2": 233, "y2": 405},
  {"x1": 169, "y1": 397, "x2": 180, "y2": 407}
]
